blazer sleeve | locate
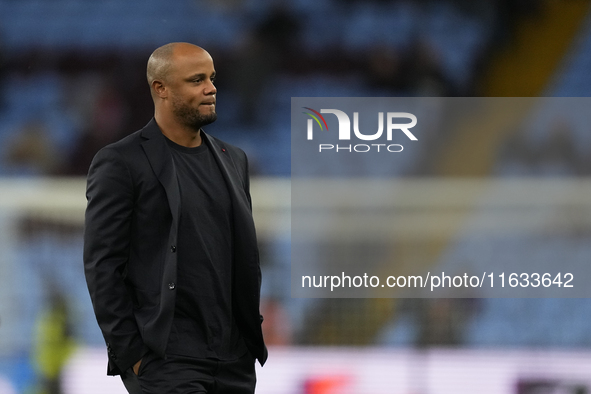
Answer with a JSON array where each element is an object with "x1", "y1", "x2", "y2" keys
[
  {"x1": 83, "y1": 147, "x2": 146, "y2": 375},
  {"x1": 241, "y1": 150, "x2": 265, "y2": 328}
]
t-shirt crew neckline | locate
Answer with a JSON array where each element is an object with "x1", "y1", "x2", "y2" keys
[{"x1": 165, "y1": 135, "x2": 208, "y2": 154}]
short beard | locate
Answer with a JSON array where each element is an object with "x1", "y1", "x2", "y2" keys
[{"x1": 171, "y1": 95, "x2": 217, "y2": 131}]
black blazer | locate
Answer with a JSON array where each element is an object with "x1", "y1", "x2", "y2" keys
[{"x1": 83, "y1": 119, "x2": 267, "y2": 375}]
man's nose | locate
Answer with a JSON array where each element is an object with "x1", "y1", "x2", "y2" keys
[{"x1": 205, "y1": 80, "x2": 216, "y2": 95}]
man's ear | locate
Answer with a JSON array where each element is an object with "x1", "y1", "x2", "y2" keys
[{"x1": 152, "y1": 80, "x2": 167, "y2": 99}]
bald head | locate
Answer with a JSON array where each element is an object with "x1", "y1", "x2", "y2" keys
[
  {"x1": 146, "y1": 43, "x2": 175, "y2": 86},
  {"x1": 147, "y1": 42, "x2": 210, "y2": 89}
]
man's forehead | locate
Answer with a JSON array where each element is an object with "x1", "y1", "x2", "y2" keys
[{"x1": 172, "y1": 48, "x2": 214, "y2": 70}]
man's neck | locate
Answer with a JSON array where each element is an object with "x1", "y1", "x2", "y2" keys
[{"x1": 154, "y1": 115, "x2": 202, "y2": 148}]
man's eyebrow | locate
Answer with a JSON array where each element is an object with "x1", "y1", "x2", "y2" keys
[
  {"x1": 186, "y1": 72, "x2": 216, "y2": 80},
  {"x1": 186, "y1": 73, "x2": 206, "y2": 80}
]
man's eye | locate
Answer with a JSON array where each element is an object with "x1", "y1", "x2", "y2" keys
[{"x1": 210, "y1": 77, "x2": 216, "y2": 83}]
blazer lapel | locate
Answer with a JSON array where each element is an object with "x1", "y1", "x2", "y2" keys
[
  {"x1": 203, "y1": 132, "x2": 251, "y2": 215},
  {"x1": 140, "y1": 120, "x2": 181, "y2": 228}
]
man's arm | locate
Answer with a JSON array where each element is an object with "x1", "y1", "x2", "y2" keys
[
  {"x1": 241, "y1": 151, "x2": 266, "y2": 334},
  {"x1": 84, "y1": 147, "x2": 146, "y2": 375},
  {"x1": 242, "y1": 151, "x2": 253, "y2": 210}
]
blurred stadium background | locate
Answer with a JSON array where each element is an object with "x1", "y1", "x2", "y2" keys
[{"x1": 1, "y1": 0, "x2": 591, "y2": 393}]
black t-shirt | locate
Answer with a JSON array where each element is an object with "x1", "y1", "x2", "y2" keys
[{"x1": 165, "y1": 137, "x2": 247, "y2": 360}]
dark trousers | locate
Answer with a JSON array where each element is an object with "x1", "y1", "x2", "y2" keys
[{"x1": 121, "y1": 351, "x2": 256, "y2": 394}]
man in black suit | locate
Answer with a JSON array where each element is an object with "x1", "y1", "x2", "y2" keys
[{"x1": 83, "y1": 42, "x2": 267, "y2": 393}]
